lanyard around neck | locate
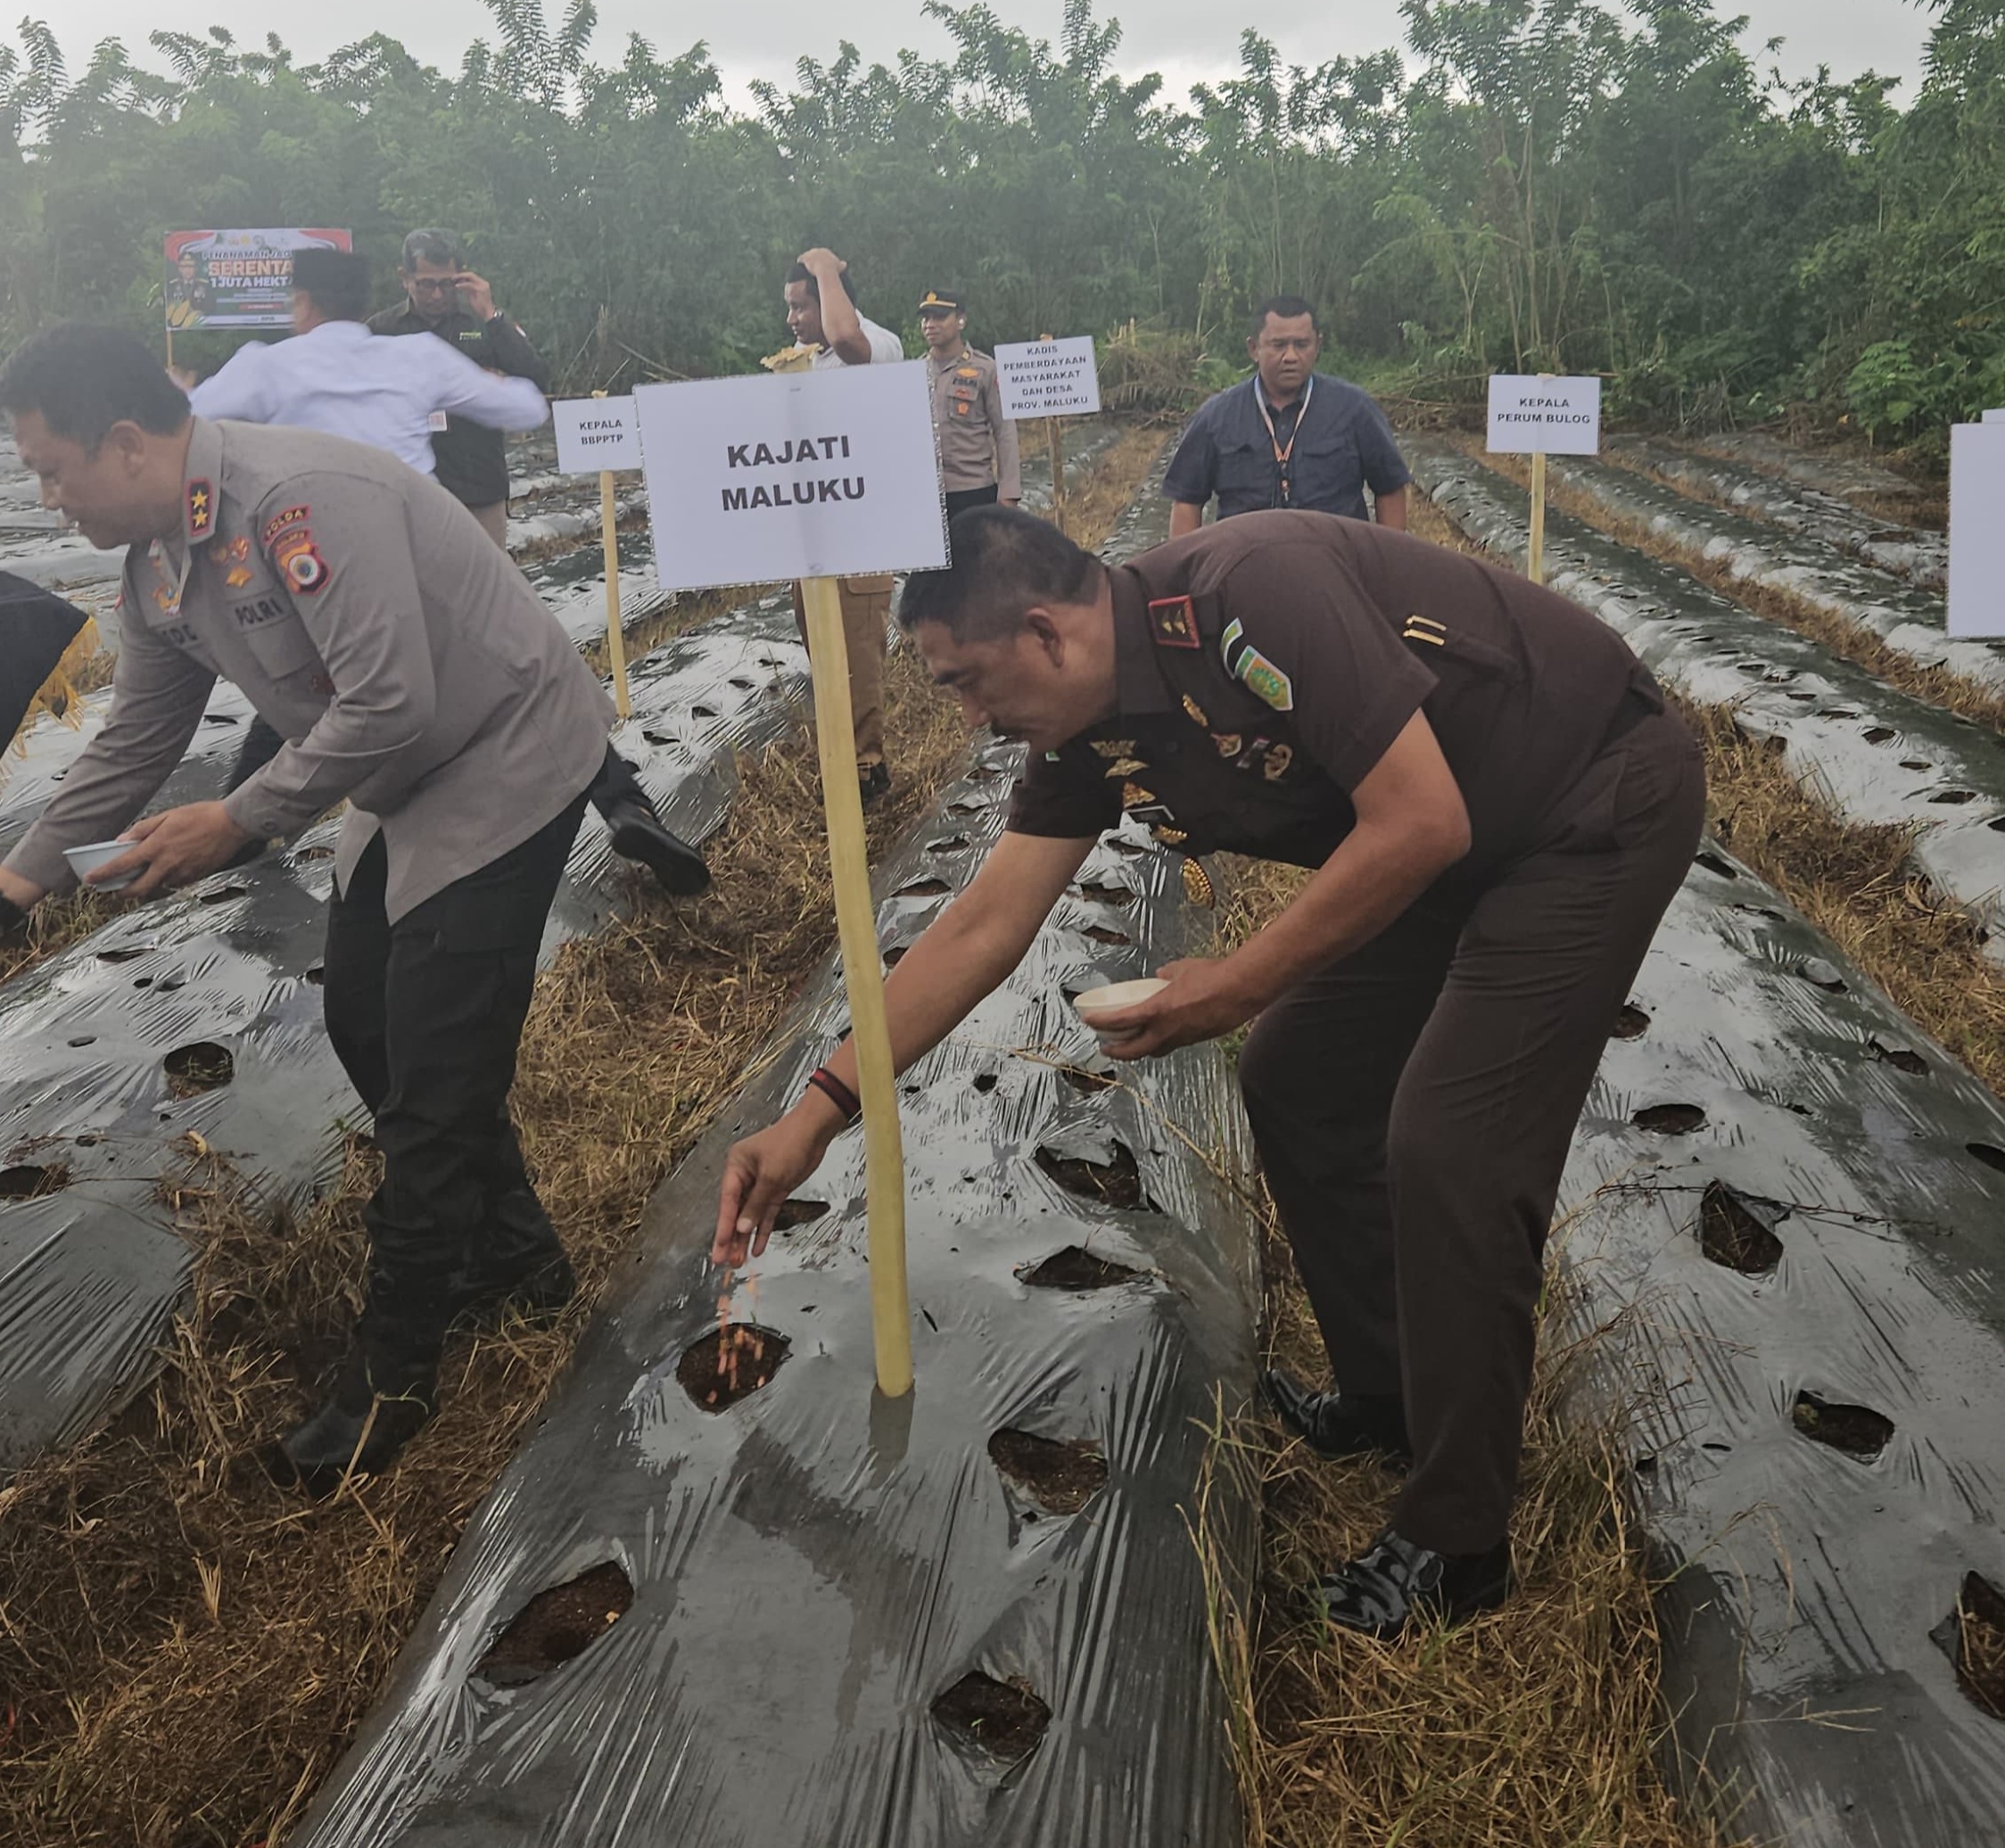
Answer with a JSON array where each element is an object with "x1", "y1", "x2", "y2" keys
[{"x1": 1254, "y1": 376, "x2": 1313, "y2": 505}]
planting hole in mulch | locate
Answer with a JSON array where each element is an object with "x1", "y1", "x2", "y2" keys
[
  {"x1": 1633, "y1": 1102, "x2": 1706, "y2": 1135},
  {"x1": 1869, "y1": 1039, "x2": 1928, "y2": 1076},
  {"x1": 1968, "y1": 1143, "x2": 2005, "y2": 1176},
  {"x1": 771, "y1": 1198, "x2": 829, "y2": 1232},
  {"x1": 1821, "y1": 708, "x2": 1860, "y2": 720},
  {"x1": 1075, "y1": 879, "x2": 1136, "y2": 907},
  {"x1": 95, "y1": 945, "x2": 151, "y2": 964},
  {"x1": 1018, "y1": 1244, "x2": 1143, "y2": 1291},
  {"x1": 1694, "y1": 850, "x2": 1739, "y2": 879},
  {"x1": 946, "y1": 799, "x2": 985, "y2": 816},
  {"x1": 0, "y1": 1162, "x2": 70, "y2": 1201},
  {"x1": 973, "y1": 1072, "x2": 998, "y2": 1094},
  {"x1": 1612, "y1": 1003, "x2": 1651, "y2": 1041},
  {"x1": 474, "y1": 1560, "x2": 634, "y2": 1688},
  {"x1": 1930, "y1": 788, "x2": 1980, "y2": 804},
  {"x1": 895, "y1": 877, "x2": 952, "y2": 899},
  {"x1": 988, "y1": 1428, "x2": 1108, "y2": 1515},
  {"x1": 883, "y1": 945, "x2": 908, "y2": 968},
  {"x1": 677, "y1": 1324, "x2": 791, "y2": 1411},
  {"x1": 1060, "y1": 1062, "x2": 1118, "y2": 1096},
  {"x1": 926, "y1": 835, "x2": 971, "y2": 855},
  {"x1": 1079, "y1": 924, "x2": 1132, "y2": 946},
  {"x1": 728, "y1": 676, "x2": 755, "y2": 690},
  {"x1": 1950, "y1": 1572, "x2": 2005, "y2": 1721},
  {"x1": 290, "y1": 842, "x2": 336, "y2": 862},
  {"x1": 1799, "y1": 959, "x2": 1849, "y2": 993},
  {"x1": 68, "y1": 1035, "x2": 95, "y2": 1047},
  {"x1": 1791, "y1": 1390, "x2": 1894, "y2": 1461},
  {"x1": 1698, "y1": 1180, "x2": 1784, "y2": 1276},
  {"x1": 196, "y1": 882, "x2": 252, "y2": 904},
  {"x1": 931, "y1": 1671, "x2": 1052, "y2": 1764},
  {"x1": 1900, "y1": 759, "x2": 1934, "y2": 771},
  {"x1": 690, "y1": 705, "x2": 718, "y2": 719},
  {"x1": 164, "y1": 1042, "x2": 235, "y2": 1098},
  {"x1": 1034, "y1": 1142, "x2": 1153, "y2": 1210},
  {"x1": 1862, "y1": 726, "x2": 1897, "y2": 744}
]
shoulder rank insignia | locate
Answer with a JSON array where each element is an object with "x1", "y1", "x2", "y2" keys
[
  {"x1": 1402, "y1": 612, "x2": 1447, "y2": 647},
  {"x1": 1148, "y1": 595, "x2": 1201, "y2": 649},
  {"x1": 1234, "y1": 647, "x2": 1294, "y2": 712},
  {"x1": 1180, "y1": 693, "x2": 1209, "y2": 729},
  {"x1": 1091, "y1": 738, "x2": 1137, "y2": 760},
  {"x1": 1102, "y1": 758, "x2": 1148, "y2": 780},
  {"x1": 186, "y1": 480, "x2": 214, "y2": 540}
]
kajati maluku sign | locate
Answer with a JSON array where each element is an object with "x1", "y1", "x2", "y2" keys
[{"x1": 634, "y1": 363, "x2": 947, "y2": 592}]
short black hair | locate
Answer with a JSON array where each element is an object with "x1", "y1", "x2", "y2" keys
[
  {"x1": 1251, "y1": 295, "x2": 1320, "y2": 338},
  {"x1": 898, "y1": 506, "x2": 1101, "y2": 641},
  {"x1": 786, "y1": 260, "x2": 858, "y2": 307},
  {"x1": 400, "y1": 227, "x2": 461, "y2": 272},
  {"x1": 0, "y1": 324, "x2": 192, "y2": 450},
  {"x1": 292, "y1": 249, "x2": 371, "y2": 322}
]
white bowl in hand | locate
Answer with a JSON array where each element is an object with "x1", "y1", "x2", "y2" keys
[
  {"x1": 1073, "y1": 978, "x2": 1168, "y2": 1026},
  {"x1": 63, "y1": 839, "x2": 142, "y2": 892}
]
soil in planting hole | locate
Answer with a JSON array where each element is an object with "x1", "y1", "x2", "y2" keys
[
  {"x1": 474, "y1": 1560, "x2": 634, "y2": 1688},
  {"x1": 1791, "y1": 1390, "x2": 1894, "y2": 1461},
  {"x1": 895, "y1": 878, "x2": 952, "y2": 899},
  {"x1": 1870, "y1": 1039, "x2": 1928, "y2": 1076},
  {"x1": 164, "y1": 1042, "x2": 234, "y2": 1098},
  {"x1": 1900, "y1": 759, "x2": 1934, "y2": 771},
  {"x1": 677, "y1": 1324, "x2": 791, "y2": 1411},
  {"x1": 690, "y1": 705, "x2": 718, "y2": 720},
  {"x1": 931, "y1": 1671, "x2": 1052, "y2": 1764},
  {"x1": 1075, "y1": 879, "x2": 1136, "y2": 907},
  {"x1": 1078, "y1": 924, "x2": 1132, "y2": 946},
  {"x1": 1951, "y1": 1572, "x2": 2005, "y2": 1721},
  {"x1": 1863, "y1": 727, "x2": 1897, "y2": 745},
  {"x1": 1694, "y1": 850, "x2": 1739, "y2": 879},
  {"x1": 1019, "y1": 1245, "x2": 1143, "y2": 1291},
  {"x1": 1061, "y1": 1063, "x2": 1118, "y2": 1096},
  {"x1": 973, "y1": 1072, "x2": 999, "y2": 1093},
  {"x1": 771, "y1": 1198, "x2": 829, "y2": 1232},
  {"x1": 197, "y1": 882, "x2": 252, "y2": 903},
  {"x1": 989, "y1": 1428, "x2": 1108, "y2": 1515},
  {"x1": 1968, "y1": 1143, "x2": 2005, "y2": 1176},
  {"x1": 1698, "y1": 1180, "x2": 1784, "y2": 1276},
  {"x1": 1612, "y1": 1003, "x2": 1651, "y2": 1041},
  {"x1": 1035, "y1": 1143, "x2": 1153, "y2": 1210},
  {"x1": 1800, "y1": 960, "x2": 1849, "y2": 993},
  {"x1": 95, "y1": 945, "x2": 151, "y2": 964},
  {"x1": 291, "y1": 843, "x2": 336, "y2": 862},
  {"x1": 1931, "y1": 788, "x2": 1979, "y2": 804},
  {"x1": 1633, "y1": 1102, "x2": 1706, "y2": 1135},
  {"x1": 0, "y1": 1162, "x2": 70, "y2": 1201},
  {"x1": 883, "y1": 945, "x2": 908, "y2": 968}
]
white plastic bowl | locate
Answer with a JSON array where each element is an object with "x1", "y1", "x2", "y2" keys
[
  {"x1": 62, "y1": 839, "x2": 141, "y2": 892},
  {"x1": 1073, "y1": 978, "x2": 1168, "y2": 1023}
]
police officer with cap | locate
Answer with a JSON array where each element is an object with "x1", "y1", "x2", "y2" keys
[
  {"x1": 710, "y1": 503, "x2": 1704, "y2": 1640},
  {"x1": 919, "y1": 289, "x2": 1021, "y2": 520}
]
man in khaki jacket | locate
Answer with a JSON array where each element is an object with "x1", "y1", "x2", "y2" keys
[{"x1": 0, "y1": 325, "x2": 614, "y2": 1489}]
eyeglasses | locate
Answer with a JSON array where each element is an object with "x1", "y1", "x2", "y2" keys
[{"x1": 408, "y1": 277, "x2": 458, "y2": 296}]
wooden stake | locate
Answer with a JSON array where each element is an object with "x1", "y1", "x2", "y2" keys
[
  {"x1": 1528, "y1": 449, "x2": 1547, "y2": 586},
  {"x1": 799, "y1": 575, "x2": 912, "y2": 1398},
  {"x1": 164, "y1": 326, "x2": 175, "y2": 374},
  {"x1": 1046, "y1": 416, "x2": 1067, "y2": 533},
  {"x1": 592, "y1": 390, "x2": 631, "y2": 719}
]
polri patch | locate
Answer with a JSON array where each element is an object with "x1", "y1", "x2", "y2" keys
[
  {"x1": 1148, "y1": 596, "x2": 1201, "y2": 649},
  {"x1": 272, "y1": 524, "x2": 333, "y2": 595}
]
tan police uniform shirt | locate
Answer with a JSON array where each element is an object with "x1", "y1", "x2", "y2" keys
[
  {"x1": 929, "y1": 346, "x2": 1022, "y2": 500},
  {"x1": 4, "y1": 417, "x2": 613, "y2": 921}
]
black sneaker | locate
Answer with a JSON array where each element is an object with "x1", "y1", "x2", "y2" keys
[
  {"x1": 603, "y1": 800, "x2": 712, "y2": 896},
  {"x1": 1308, "y1": 1528, "x2": 1513, "y2": 1640},
  {"x1": 859, "y1": 762, "x2": 892, "y2": 808},
  {"x1": 1262, "y1": 1367, "x2": 1412, "y2": 1465}
]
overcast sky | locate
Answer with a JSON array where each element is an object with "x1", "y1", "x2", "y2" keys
[{"x1": 33, "y1": 1, "x2": 1932, "y2": 103}]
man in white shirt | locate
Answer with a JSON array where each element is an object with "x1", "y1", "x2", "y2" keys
[
  {"x1": 186, "y1": 250, "x2": 708, "y2": 895},
  {"x1": 783, "y1": 247, "x2": 904, "y2": 804}
]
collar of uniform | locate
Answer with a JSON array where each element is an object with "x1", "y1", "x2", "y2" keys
[
  {"x1": 1108, "y1": 565, "x2": 1176, "y2": 716},
  {"x1": 181, "y1": 417, "x2": 225, "y2": 547},
  {"x1": 928, "y1": 344, "x2": 970, "y2": 371},
  {"x1": 1251, "y1": 372, "x2": 1316, "y2": 424},
  {"x1": 308, "y1": 319, "x2": 373, "y2": 345}
]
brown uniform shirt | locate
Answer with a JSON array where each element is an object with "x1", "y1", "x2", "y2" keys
[
  {"x1": 928, "y1": 346, "x2": 1022, "y2": 499},
  {"x1": 5, "y1": 418, "x2": 612, "y2": 920},
  {"x1": 1008, "y1": 511, "x2": 1659, "y2": 885}
]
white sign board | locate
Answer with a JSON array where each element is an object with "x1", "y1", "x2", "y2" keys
[
  {"x1": 1949, "y1": 421, "x2": 2005, "y2": 637},
  {"x1": 1984, "y1": 408, "x2": 2005, "y2": 425},
  {"x1": 635, "y1": 363, "x2": 947, "y2": 591},
  {"x1": 1486, "y1": 375, "x2": 1603, "y2": 455},
  {"x1": 994, "y1": 336, "x2": 1102, "y2": 419},
  {"x1": 554, "y1": 396, "x2": 642, "y2": 474}
]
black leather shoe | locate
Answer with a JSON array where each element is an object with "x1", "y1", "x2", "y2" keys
[
  {"x1": 1308, "y1": 1529, "x2": 1512, "y2": 1640},
  {"x1": 604, "y1": 801, "x2": 711, "y2": 896},
  {"x1": 859, "y1": 762, "x2": 892, "y2": 808},
  {"x1": 268, "y1": 1338, "x2": 438, "y2": 1497},
  {"x1": 449, "y1": 1246, "x2": 577, "y2": 1333},
  {"x1": 1262, "y1": 1367, "x2": 1412, "y2": 1464}
]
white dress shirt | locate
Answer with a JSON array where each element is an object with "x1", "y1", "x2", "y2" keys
[
  {"x1": 188, "y1": 318, "x2": 549, "y2": 475},
  {"x1": 812, "y1": 313, "x2": 905, "y2": 367}
]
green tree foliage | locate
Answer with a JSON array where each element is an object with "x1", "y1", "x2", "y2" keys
[{"x1": 0, "y1": 0, "x2": 1997, "y2": 440}]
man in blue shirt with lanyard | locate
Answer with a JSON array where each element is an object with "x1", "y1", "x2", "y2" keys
[{"x1": 1165, "y1": 296, "x2": 1410, "y2": 536}]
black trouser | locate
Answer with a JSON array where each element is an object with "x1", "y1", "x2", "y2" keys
[
  {"x1": 945, "y1": 484, "x2": 1001, "y2": 521},
  {"x1": 1238, "y1": 706, "x2": 1705, "y2": 1555},
  {"x1": 321, "y1": 795, "x2": 587, "y2": 1356},
  {"x1": 229, "y1": 723, "x2": 649, "y2": 821}
]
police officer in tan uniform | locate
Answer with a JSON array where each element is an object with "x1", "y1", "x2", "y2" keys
[
  {"x1": 712, "y1": 505, "x2": 1704, "y2": 1641},
  {"x1": 0, "y1": 325, "x2": 615, "y2": 1489},
  {"x1": 918, "y1": 288, "x2": 1021, "y2": 518}
]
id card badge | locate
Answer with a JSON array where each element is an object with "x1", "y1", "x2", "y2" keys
[{"x1": 427, "y1": 411, "x2": 450, "y2": 433}]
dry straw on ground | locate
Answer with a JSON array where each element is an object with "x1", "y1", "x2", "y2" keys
[{"x1": 0, "y1": 424, "x2": 1168, "y2": 1848}]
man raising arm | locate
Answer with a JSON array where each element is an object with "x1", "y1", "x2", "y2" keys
[{"x1": 715, "y1": 505, "x2": 1702, "y2": 1644}]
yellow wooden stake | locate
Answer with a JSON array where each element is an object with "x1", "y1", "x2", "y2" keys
[
  {"x1": 1528, "y1": 449, "x2": 1548, "y2": 586},
  {"x1": 592, "y1": 390, "x2": 632, "y2": 719},
  {"x1": 799, "y1": 575, "x2": 913, "y2": 1398},
  {"x1": 1045, "y1": 416, "x2": 1067, "y2": 534}
]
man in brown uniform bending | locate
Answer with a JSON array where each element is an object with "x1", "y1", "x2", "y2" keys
[{"x1": 711, "y1": 505, "x2": 1704, "y2": 1638}]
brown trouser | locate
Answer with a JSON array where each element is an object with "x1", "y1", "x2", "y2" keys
[
  {"x1": 1240, "y1": 703, "x2": 1705, "y2": 1555},
  {"x1": 467, "y1": 499, "x2": 509, "y2": 549},
  {"x1": 792, "y1": 574, "x2": 890, "y2": 771}
]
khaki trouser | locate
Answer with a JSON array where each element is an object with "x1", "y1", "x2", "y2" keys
[
  {"x1": 466, "y1": 499, "x2": 510, "y2": 549},
  {"x1": 792, "y1": 574, "x2": 890, "y2": 771},
  {"x1": 1239, "y1": 702, "x2": 1705, "y2": 1555}
]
